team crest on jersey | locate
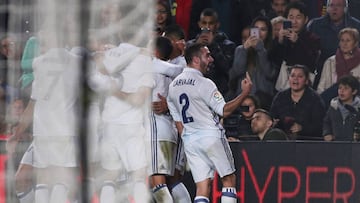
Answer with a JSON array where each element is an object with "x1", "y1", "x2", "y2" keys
[{"x1": 213, "y1": 91, "x2": 223, "y2": 102}]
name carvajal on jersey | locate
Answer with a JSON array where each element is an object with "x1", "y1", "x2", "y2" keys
[{"x1": 172, "y1": 78, "x2": 196, "y2": 87}]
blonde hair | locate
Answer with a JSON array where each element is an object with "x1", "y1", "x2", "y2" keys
[
  {"x1": 339, "y1": 27, "x2": 359, "y2": 46},
  {"x1": 271, "y1": 16, "x2": 286, "y2": 26}
]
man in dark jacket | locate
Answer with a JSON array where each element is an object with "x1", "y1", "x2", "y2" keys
[{"x1": 187, "y1": 8, "x2": 235, "y2": 96}]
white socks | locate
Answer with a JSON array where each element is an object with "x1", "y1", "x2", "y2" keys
[
  {"x1": 99, "y1": 181, "x2": 116, "y2": 203},
  {"x1": 194, "y1": 196, "x2": 209, "y2": 203},
  {"x1": 17, "y1": 188, "x2": 34, "y2": 203},
  {"x1": 35, "y1": 184, "x2": 49, "y2": 203},
  {"x1": 221, "y1": 187, "x2": 237, "y2": 203},
  {"x1": 170, "y1": 182, "x2": 191, "y2": 203},
  {"x1": 49, "y1": 183, "x2": 69, "y2": 203},
  {"x1": 152, "y1": 184, "x2": 174, "y2": 203}
]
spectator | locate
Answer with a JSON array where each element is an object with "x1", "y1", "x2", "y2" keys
[
  {"x1": 187, "y1": 8, "x2": 235, "y2": 96},
  {"x1": 229, "y1": 15, "x2": 276, "y2": 109},
  {"x1": 155, "y1": 0, "x2": 174, "y2": 36},
  {"x1": 273, "y1": 1, "x2": 321, "y2": 91},
  {"x1": 323, "y1": 75, "x2": 360, "y2": 141},
  {"x1": 307, "y1": 0, "x2": 360, "y2": 88},
  {"x1": 223, "y1": 95, "x2": 260, "y2": 141},
  {"x1": 270, "y1": 65, "x2": 326, "y2": 140},
  {"x1": 317, "y1": 28, "x2": 360, "y2": 96},
  {"x1": 266, "y1": 0, "x2": 289, "y2": 19},
  {"x1": 251, "y1": 108, "x2": 288, "y2": 140},
  {"x1": 271, "y1": 16, "x2": 287, "y2": 39}
]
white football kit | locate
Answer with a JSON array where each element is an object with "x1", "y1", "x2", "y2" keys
[
  {"x1": 167, "y1": 67, "x2": 235, "y2": 183},
  {"x1": 97, "y1": 45, "x2": 154, "y2": 171},
  {"x1": 150, "y1": 58, "x2": 183, "y2": 175},
  {"x1": 31, "y1": 48, "x2": 81, "y2": 168}
]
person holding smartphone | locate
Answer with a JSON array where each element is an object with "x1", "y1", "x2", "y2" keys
[
  {"x1": 229, "y1": 15, "x2": 276, "y2": 110},
  {"x1": 272, "y1": 1, "x2": 321, "y2": 91},
  {"x1": 186, "y1": 8, "x2": 236, "y2": 97}
]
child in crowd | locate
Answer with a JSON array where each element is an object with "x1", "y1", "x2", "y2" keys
[{"x1": 323, "y1": 75, "x2": 360, "y2": 141}]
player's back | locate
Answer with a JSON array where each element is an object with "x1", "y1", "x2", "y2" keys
[
  {"x1": 168, "y1": 68, "x2": 225, "y2": 134},
  {"x1": 32, "y1": 48, "x2": 81, "y2": 137}
]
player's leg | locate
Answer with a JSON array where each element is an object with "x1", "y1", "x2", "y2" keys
[
  {"x1": 150, "y1": 140, "x2": 176, "y2": 203},
  {"x1": 167, "y1": 138, "x2": 191, "y2": 203},
  {"x1": 15, "y1": 144, "x2": 34, "y2": 203},
  {"x1": 211, "y1": 134, "x2": 237, "y2": 203}
]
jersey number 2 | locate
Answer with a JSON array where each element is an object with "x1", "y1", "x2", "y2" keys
[{"x1": 179, "y1": 93, "x2": 193, "y2": 123}]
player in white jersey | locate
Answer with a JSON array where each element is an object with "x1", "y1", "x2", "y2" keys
[
  {"x1": 91, "y1": 43, "x2": 154, "y2": 203},
  {"x1": 149, "y1": 36, "x2": 189, "y2": 203},
  {"x1": 167, "y1": 43, "x2": 252, "y2": 203}
]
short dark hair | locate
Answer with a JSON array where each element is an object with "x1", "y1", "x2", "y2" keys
[
  {"x1": 289, "y1": 64, "x2": 310, "y2": 79},
  {"x1": 163, "y1": 24, "x2": 185, "y2": 40},
  {"x1": 338, "y1": 75, "x2": 360, "y2": 92},
  {"x1": 285, "y1": 1, "x2": 308, "y2": 18},
  {"x1": 184, "y1": 43, "x2": 204, "y2": 64},
  {"x1": 154, "y1": 36, "x2": 173, "y2": 60},
  {"x1": 200, "y1": 8, "x2": 219, "y2": 22}
]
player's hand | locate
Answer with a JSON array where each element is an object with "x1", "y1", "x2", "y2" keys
[
  {"x1": 6, "y1": 135, "x2": 18, "y2": 156},
  {"x1": 152, "y1": 93, "x2": 168, "y2": 114},
  {"x1": 241, "y1": 72, "x2": 252, "y2": 95}
]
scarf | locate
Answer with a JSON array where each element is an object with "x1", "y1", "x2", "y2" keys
[{"x1": 335, "y1": 47, "x2": 360, "y2": 81}]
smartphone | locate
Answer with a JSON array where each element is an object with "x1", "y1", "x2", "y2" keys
[
  {"x1": 283, "y1": 20, "x2": 292, "y2": 29},
  {"x1": 200, "y1": 27, "x2": 211, "y2": 34},
  {"x1": 250, "y1": 27, "x2": 259, "y2": 38}
]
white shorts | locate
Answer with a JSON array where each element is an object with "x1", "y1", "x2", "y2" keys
[
  {"x1": 182, "y1": 130, "x2": 235, "y2": 183},
  {"x1": 33, "y1": 136, "x2": 78, "y2": 168},
  {"x1": 100, "y1": 123, "x2": 147, "y2": 171},
  {"x1": 150, "y1": 141, "x2": 177, "y2": 176},
  {"x1": 150, "y1": 113, "x2": 177, "y2": 142},
  {"x1": 175, "y1": 138, "x2": 187, "y2": 174},
  {"x1": 20, "y1": 142, "x2": 34, "y2": 166}
]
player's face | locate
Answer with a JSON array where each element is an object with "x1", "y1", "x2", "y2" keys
[
  {"x1": 289, "y1": 68, "x2": 308, "y2": 92},
  {"x1": 251, "y1": 112, "x2": 271, "y2": 134},
  {"x1": 199, "y1": 47, "x2": 214, "y2": 73},
  {"x1": 338, "y1": 84, "x2": 357, "y2": 104}
]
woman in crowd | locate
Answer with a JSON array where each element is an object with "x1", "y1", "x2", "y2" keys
[
  {"x1": 317, "y1": 28, "x2": 360, "y2": 106},
  {"x1": 228, "y1": 15, "x2": 276, "y2": 109},
  {"x1": 270, "y1": 65, "x2": 326, "y2": 140},
  {"x1": 155, "y1": 0, "x2": 173, "y2": 36}
]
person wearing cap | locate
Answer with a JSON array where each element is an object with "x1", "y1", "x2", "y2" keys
[{"x1": 251, "y1": 108, "x2": 288, "y2": 141}]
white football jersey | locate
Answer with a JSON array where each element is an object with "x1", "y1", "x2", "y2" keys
[
  {"x1": 167, "y1": 67, "x2": 226, "y2": 134},
  {"x1": 31, "y1": 48, "x2": 81, "y2": 137},
  {"x1": 102, "y1": 54, "x2": 155, "y2": 124}
]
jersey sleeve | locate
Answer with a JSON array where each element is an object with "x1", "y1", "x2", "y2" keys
[{"x1": 202, "y1": 80, "x2": 226, "y2": 116}]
